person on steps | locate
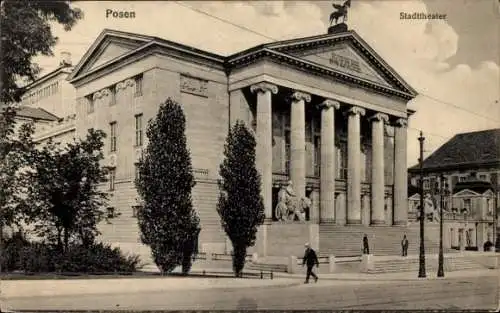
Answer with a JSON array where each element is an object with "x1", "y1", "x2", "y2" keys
[
  {"x1": 401, "y1": 234, "x2": 409, "y2": 256},
  {"x1": 362, "y1": 234, "x2": 370, "y2": 254}
]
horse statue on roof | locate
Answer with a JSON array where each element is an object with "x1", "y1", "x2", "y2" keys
[{"x1": 330, "y1": 0, "x2": 351, "y2": 25}]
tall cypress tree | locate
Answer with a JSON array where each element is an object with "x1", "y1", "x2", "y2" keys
[
  {"x1": 217, "y1": 120, "x2": 265, "y2": 277},
  {"x1": 135, "y1": 98, "x2": 199, "y2": 274}
]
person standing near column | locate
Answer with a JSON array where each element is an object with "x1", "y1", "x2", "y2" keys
[{"x1": 401, "y1": 234, "x2": 409, "y2": 256}]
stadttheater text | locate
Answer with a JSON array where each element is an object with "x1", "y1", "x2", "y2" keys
[{"x1": 400, "y1": 12, "x2": 447, "y2": 20}]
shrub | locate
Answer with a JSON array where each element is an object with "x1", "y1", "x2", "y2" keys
[{"x1": 1, "y1": 233, "x2": 140, "y2": 274}]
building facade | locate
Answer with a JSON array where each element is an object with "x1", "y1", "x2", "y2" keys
[
  {"x1": 17, "y1": 52, "x2": 77, "y2": 145},
  {"x1": 64, "y1": 27, "x2": 416, "y2": 257},
  {"x1": 408, "y1": 129, "x2": 500, "y2": 251}
]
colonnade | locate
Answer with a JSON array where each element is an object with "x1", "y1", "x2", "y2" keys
[{"x1": 250, "y1": 82, "x2": 408, "y2": 226}]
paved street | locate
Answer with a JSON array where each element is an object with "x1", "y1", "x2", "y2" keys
[{"x1": 3, "y1": 272, "x2": 498, "y2": 311}]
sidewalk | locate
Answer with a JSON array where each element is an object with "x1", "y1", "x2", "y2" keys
[
  {"x1": 1, "y1": 275, "x2": 301, "y2": 299},
  {"x1": 2, "y1": 267, "x2": 495, "y2": 299}
]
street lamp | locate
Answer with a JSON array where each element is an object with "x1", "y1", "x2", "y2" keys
[
  {"x1": 437, "y1": 174, "x2": 449, "y2": 277},
  {"x1": 418, "y1": 131, "x2": 426, "y2": 278}
]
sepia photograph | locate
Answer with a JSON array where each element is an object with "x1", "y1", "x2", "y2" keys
[{"x1": 1, "y1": 0, "x2": 499, "y2": 311}]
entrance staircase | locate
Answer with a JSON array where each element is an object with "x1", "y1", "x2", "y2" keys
[
  {"x1": 366, "y1": 252, "x2": 498, "y2": 274},
  {"x1": 318, "y1": 223, "x2": 458, "y2": 257}
]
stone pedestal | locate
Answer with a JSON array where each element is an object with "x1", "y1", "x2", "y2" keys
[
  {"x1": 329, "y1": 255, "x2": 336, "y2": 273},
  {"x1": 287, "y1": 255, "x2": 299, "y2": 274},
  {"x1": 256, "y1": 224, "x2": 268, "y2": 256},
  {"x1": 309, "y1": 223, "x2": 320, "y2": 251},
  {"x1": 360, "y1": 254, "x2": 375, "y2": 273}
]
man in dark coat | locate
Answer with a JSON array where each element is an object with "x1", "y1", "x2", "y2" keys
[
  {"x1": 362, "y1": 234, "x2": 370, "y2": 254},
  {"x1": 401, "y1": 234, "x2": 409, "y2": 256},
  {"x1": 302, "y1": 243, "x2": 319, "y2": 283}
]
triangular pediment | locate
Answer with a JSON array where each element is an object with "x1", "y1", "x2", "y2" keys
[
  {"x1": 482, "y1": 189, "x2": 494, "y2": 197},
  {"x1": 68, "y1": 29, "x2": 155, "y2": 81},
  {"x1": 84, "y1": 41, "x2": 138, "y2": 72},
  {"x1": 453, "y1": 189, "x2": 480, "y2": 197},
  {"x1": 409, "y1": 194, "x2": 420, "y2": 200},
  {"x1": 265, "y1": 31, "x2": 417, "y2": 96},
  {"x1": 288, "y1": 43, "x2": 392, "y2": 87}
]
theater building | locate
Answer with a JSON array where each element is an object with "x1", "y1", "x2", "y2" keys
[{"x1": 65, "y1": 26, "x2": 417, "y2": 258}]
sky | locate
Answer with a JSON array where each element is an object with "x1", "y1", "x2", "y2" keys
[{"x1": 34, "y1": 0, "x2": 500, "y2": 167}]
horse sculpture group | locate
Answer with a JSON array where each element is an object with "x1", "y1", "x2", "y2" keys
[
  {"x1": 329, "y1": 0, "x2": 351, "y2": 26},
  {"x1": 274, "y1": 181, "x2": 311, "y2": 222}
]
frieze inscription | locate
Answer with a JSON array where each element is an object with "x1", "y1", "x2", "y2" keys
[
  {"x1": 180, "y1": 74, "x2": 208, "y2": 97},
  {"x1": 329, "y1": 53, "x2": 361, "y2": 73}
]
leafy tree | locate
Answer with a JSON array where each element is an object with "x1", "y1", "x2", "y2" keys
[
  {"x1": 22, "y1": 129, "x2": 109, "y2": 251},
  {"x1": 0, "y1": 107, "x2": 35, "y2": 229},
  {"x1": 217, "y1": 120, "x2": 265, "y2": 277},
  {"x1": 135, "y1": 98, "x2": 200, "y2": 274},
  {"x1": 1, "y1": 0, "x2": 83, "y2": 103}
]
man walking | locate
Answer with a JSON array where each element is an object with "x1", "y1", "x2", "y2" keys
[
  {"x1": 401, "y1": 234, "x2": 409, "y2": 256},
  {"x1": 302, "y1": 243, "x2": 319, "y2": 284}
]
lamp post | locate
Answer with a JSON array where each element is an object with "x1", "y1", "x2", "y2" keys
[
  {"x1": 418, "y1": 131, "x2": 426, "y2": 278},
  {"x1": 437, "y1": 174, "x2": 447, "y2": 277}
]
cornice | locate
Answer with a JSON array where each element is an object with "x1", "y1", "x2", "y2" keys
[
  {"x1": 408, "y1": 160, "x2": 500, "y2": 174},
  {"x1": 70, "y1": 36, "x2": 225, "y2": 85},
  {"x1": 227, "y1": 49, "x2": 414, "y2": 101}
]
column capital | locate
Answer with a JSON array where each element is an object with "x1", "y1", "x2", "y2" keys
[
  {"x1": 394, "y1": 117, "x2": 408, "y2": 128},
  {"x1": 345, "y1": 105, "x2": 366, "y2": 117},
  {"x1": 369, "y1": 112, "x2": 389, "y2": 123},
  {"x1": 291, "y1": 91, "x2": 311, "y2": 103},
  {"x1": 250, "y1": 82, "x2": 278, "y2": 95},
  {"x1": 318, "y1": 99, "x2": 340, "y2": 110}
]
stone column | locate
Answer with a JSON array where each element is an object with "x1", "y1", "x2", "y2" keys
[
  {"x1": 250, "y1": 82, "x2": 278, "y2": 221},
  {"x1": 290, "y1": 91, "x2": 311, "y2": 199},
  {"x1": 393, "y1": 118, "x2": 408, "y2": 226},
  {"x1": 346, "y1": 106, "x2": 365, "y2": 225},
  {"x1": 319, "y1": 99, "x2": 340, "y2": 223},
  {"x1": 369, "y1": 113, "x2": 389, "y2": 225}
]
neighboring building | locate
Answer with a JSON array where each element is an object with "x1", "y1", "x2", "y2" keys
[
  {"x1": 18, "y1": 52, "x2": 77, "y2": 145},
  {"x1": 62, "y1": 25, "x2": 417, "y2": 257},
  {"x1": 408, "y1": 180, "x2": 496, "y2": 251},
  {"x1": 408, "y1": 129, "x2": 500, "y2": 250}
]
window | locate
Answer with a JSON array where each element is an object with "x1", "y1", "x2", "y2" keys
[
  {"x1": 423, "y1": 179, "x2": 430, "y2": 190},
  {"x1": 135, "y1": 114, "x2": 143, "y2": 146},
  {"x1": 459, "y1": 176, "x2": 466, "y2": 182},
  {"x1": 110, "y1": 85, "x2": 116, "y2": 106},
  {"x1": 487, "y1": 199, "x2": 493, "y2": 215},
  {"x1": 108, "y1": 169, "x2": 116, "y2": 191},
  {"x1": 479, "y1": 174, "x2": 488, "y2": 181},
  {"x1": 87, "y1": 95, "x2": 95, "y2": 114},
  {"x1": 110, "y1": 122, "x2": 117, "y2": 152},
  {"x1": 463, "y1": 198, "x2": 471, "y2": 212},
  {"x1": 135, "y1": 75, "x2": 143, "y2": 97}
]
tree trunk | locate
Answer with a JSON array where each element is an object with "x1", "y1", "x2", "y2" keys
[{"x1": 232, "y1": 244, "x2": 246, "y2": 277}]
